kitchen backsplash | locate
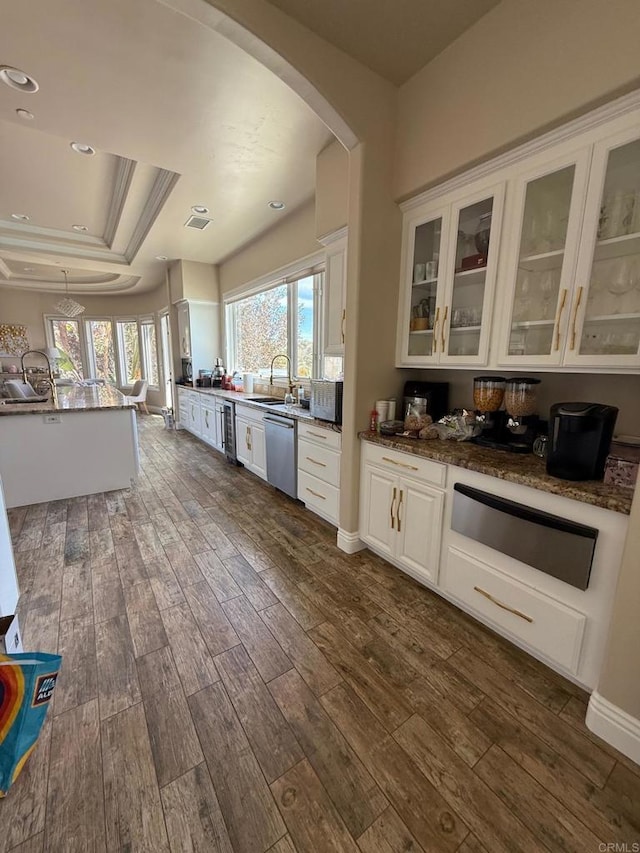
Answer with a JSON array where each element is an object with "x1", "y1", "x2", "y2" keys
[{"x1": 401, "y1": 369, "x2": 640, "y2": 436}]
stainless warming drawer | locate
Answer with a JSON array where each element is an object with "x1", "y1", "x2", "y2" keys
[{"x1": 451, "y1": 483, "x2": 598, "y2": 590}]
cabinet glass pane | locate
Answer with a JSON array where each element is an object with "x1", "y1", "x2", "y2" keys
[
  {"x1": 408, "y1": 217, "x2": 442, "y2": 356},
  {"x1": 578, "y1": 139, "x2": 640, "y2": 357},
  {"x1": 447, "y1": 198, "x2": 493, "y2": 357},
  {"x1": 507, "y1": 166, "x2": 575, "y2": 356}
]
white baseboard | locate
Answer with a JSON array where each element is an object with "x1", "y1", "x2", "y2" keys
[
  {"x1": 586, "y1": 691, "x2": 640, "y2": 766},
  {"x1": 337, "y1": 528, "x2": 365, "y2": 554}
]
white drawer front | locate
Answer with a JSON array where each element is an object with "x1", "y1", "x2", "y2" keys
[
  {"x1": 298, "y1": 438, "x2": 340, "y2": 487},
  {"x1": 298, "y1": 421, "x2": 342, "y2": 450},
  {"x1": 443, "y1": 547, "x2": 586, "y2": 674},
  {"x1": 298, "y1": 470, "x2": 339, "y2": 524},
  {"x1": 364, "y1": 442, "x2": 446, "y2": 487},
  {"x1": 235, "y1": 404, "x2": 265, "y2": 424}
]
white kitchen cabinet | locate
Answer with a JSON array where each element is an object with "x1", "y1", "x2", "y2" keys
[
  {"x1": 176, "y1": 387, "x2": 189, "y2": 430},
  {"x1": 320, "y1": 228, "x2": 347, "y2": 356},
  {"x1": 297, "y1": 421, "x2": 342, "y2": 526},
  {"x1": 174, "y1": 299, "x2": 221, "y2": 378},
  {"x1": 214, "y1": 400, "x2": 225, "y2": 453},
  {"x1": 187, "y1": 391, "x2": 202, "y2": 437},
  {"x1": 177, "y1": 301, "x2": 191, "y2": 358},
  {"x1": 396, "y1": 180, "x2": 505, "y2": 367},
  {"x1": 360, "y1": 443, "x2": 445, "y2": 585},
  {"x1": 235, "y1": 404, "x2": 267, "y2": 481},
  {"x1": 200, "y1": 398, "x2": 218, "y2": 448},
  {"x1": 399, "y1": 92, "x2": 640, "y2": 373}
]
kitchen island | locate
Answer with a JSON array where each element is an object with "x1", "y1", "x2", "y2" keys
[{"x1": 0, "y1": 385, "x2": 139, "y2": 508}]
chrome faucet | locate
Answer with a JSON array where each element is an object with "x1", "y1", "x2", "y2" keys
[
  {"x1": 269, "y1": 353, "x2": 295, "y2": 392},
  {"x1": 21, "y1": 350, "x2": 58, "y2": 405}
]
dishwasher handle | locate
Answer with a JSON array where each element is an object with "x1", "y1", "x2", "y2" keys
[{"x1": 264, "y1": 415, "x2": 295, "y2": 428}]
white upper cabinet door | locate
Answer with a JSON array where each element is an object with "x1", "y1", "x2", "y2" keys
[
  {"x1": 438, "y1": 184, "x2": 505, "y2": 366},
  {"x1": 497, "y1": 149, "x2": 591, "y2": 367},
  {"x1": 323, "y1": 233, "x2": 347, "y2": 356},
  {"x1": 397, "y1": 182, "x2": 505, "y2": 367},
  {"x1": 177, "y1": 302, "x2": 191, "y2": 358},
  {"x1": 396, "y1": 204, "x2": 449, "y2": 365},
  {"x1": 564, "y1": 126, "x2": 640, "y2": 369}
]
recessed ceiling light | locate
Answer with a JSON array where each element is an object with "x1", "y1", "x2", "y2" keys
[
  {"x1": 10, "y1": 213, "x2": 29, "y2": 221},
  {"x1": 155, "y1": 255, "x2": 168, "y2": 261},
  {"x1": 268, "y1": 200, "x2": 286, "y2": 211},
  {"x1": 72, "y1": 224, "x2": 88, "y2": 232},
  {"x1": 23, "y1": 267, "x2": 34, "y2": 272},
  {"x1": 70, "y1": 142, "x2": 96, "y2": 156},
  {"x1": 0, "y1": 66, "x2": 39, "y2": 93},
  {"x1": 16, "y1": 108, "x2": 34, "y2": 120},
  {"x1": 191, "y1": 205, "x2": 209, "y2": 215}
]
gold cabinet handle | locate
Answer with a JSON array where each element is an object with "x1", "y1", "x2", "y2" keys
[
  {"x1": 306, "y1": 487, "x2": 326, "y2": 500},
  {"x1": 341, "y1": 309, "x2": 346, "y2": 344},
  {"x1": 397, "y1": 489, "x2": 403, "y2": 533},
  {"x1": 570, "y1": 286, "x2": 584, "y2": 350},
  {"x1": 307, "y1": 430, "x2": 327, "y2": 440},
  {"x1": 390, "y1": 486, "x2": 397, "y2": 529},
  {"x1": 554, "y1": 288, "x2": 568, "y2": 351},
  {"x1": 432, "y1": 307, "x2": 440, "y2": 354},
  {"x1": 205, "y1": 410, "x2": 209, "y2": 429},
  {"x1": 473, "y1": 586, "x2": 533, "y2": 623},
  {"x1": 382, "y1": 456, "x2": 419, "y2": 471},
  {"x1": 306, "y1": 456, "x2": 326, "y2": 467},
  {"x1": 441, "y1": 305, "x2": 448, "y2": 353}
]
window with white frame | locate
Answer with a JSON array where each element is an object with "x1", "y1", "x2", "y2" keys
[
  {"x1": 45, "y1": 315, "x2": 160, "y2": 388},
  {"x1": 226, "y1": 270, "x2": 334, "y2": 381}
]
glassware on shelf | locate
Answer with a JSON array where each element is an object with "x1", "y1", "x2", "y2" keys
[
  {"x1": 540, "y1": 270, "x2": 555, "y2": 320},
  {"x1": 514, "y1": 271, "x2": 532, "y2": 321},
  {"x1": 607, "y1": 257, "x2": 635, "y2": 312},
  {"x1": 474, "y1": 212, "x2": 492, "y2": 261},
  {"x1": 599, "y1": 190, "x2": 636, "y2": 239}
]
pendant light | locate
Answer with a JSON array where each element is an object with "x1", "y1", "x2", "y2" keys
[{"x1": 54, "y1": 269, "x2": 85, "y2": 317}]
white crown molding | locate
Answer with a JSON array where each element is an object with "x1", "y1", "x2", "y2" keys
[
  {"x1": 337, "y1": 528, "x2": 365, "y2": 554},
  {"x1": 400, "y1": 87, "x2": 640, "y2": 213},
  {"x1": 125, "y1": 168, "x2": 180, "y2": 263},
  {"x1": 222, "y1": 249, "x2": 325, "y2": 303},
  {"x1": 0, "y1": 235, "x2": 127, "y2": 265},
  {"x1": 0, "y1": 219, "x2": 107, "y2": 248},
  {"x1": 318, "y1": 225, "x2": 348, "y2": 246},
  {"x1": 0, "y1": 275, "x2": 140, "y2": 294},
  {"x1": 586, "y1": 690, "x2": 640, "y2": 766},
  {"x1": 104, "y1": 157, "x2": 136, "y2": 249}
]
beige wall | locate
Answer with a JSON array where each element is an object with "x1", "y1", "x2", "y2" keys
[
  {"x1": 395, "y1": 0, "x2": 640, "y2": 198},
  {"x1": 315, "y1": 139, "x2": 349, "y2": 238},
  {"x1": 0, "y1": 282, "x2": 169, "y2": 407},
  {"x1": 169, "y1": 260, "x2": 220, "y2": 303},
  {"x1": 218, "y1": 200, "x2": 320, "y2": 296}
]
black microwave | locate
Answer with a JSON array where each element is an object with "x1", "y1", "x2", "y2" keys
[{"x1": 310, "y1": 380, "x2": 343, "y2": 424}]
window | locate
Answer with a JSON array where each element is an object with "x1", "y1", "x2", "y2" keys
[
  {"x1": 140, "y1": 320, "x2": 159, "y2": 387},
  {"x1": 45, "y1": 314, "x2": 159, "y2": 388},
  {"x1": 86, "y1": 319, "x2": 116, "y2": 383},
  {"x1": 50, "y1": 319, "x2": 84, "y2": 380},
  {"x1": 117, "y1": 320, "x2": 141, "y2": 385},
  {"x1": 226, "y1": 272, "x2": 323, "y2": 380}
]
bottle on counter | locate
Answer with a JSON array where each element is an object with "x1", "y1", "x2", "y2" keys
[{"x1": 369, "y1": 409, "x2": 378, "y2": 432}]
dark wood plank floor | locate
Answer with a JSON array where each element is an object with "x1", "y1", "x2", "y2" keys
[{"x1": 2, "y1": 415, "x2": 638, "y2": 853}]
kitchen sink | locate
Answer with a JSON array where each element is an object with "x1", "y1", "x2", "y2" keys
[{"x1": 245, "y1": 396, "x2": 285, "y2": 404}]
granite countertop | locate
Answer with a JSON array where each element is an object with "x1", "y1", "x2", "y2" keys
[
  {"x1": 0, "y1": 385, "x2": 135, "y2": 415},
  {"x1": 360, "y1": 430, "x2": 633, "y2": 515},
  {"x1": 176, "y1": 385, "x2": 325, "y2": 425}
]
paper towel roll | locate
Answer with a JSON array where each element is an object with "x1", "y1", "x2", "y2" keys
[{"x1": 242, "y1": 373, "x2": 254, "y2": 394}]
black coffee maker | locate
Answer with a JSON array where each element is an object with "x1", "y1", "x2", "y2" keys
[{"x1": 547, "y1": 402, "x2": 618, "y2": 481}]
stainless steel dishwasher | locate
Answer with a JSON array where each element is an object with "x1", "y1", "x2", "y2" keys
[{"x1": 264, "y1": 413, "x2": 297, "y2": 499}]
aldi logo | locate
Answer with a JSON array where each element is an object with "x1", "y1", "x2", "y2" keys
[{"x1": 32, "y1": 672, "x2": 58, "y2": 706}]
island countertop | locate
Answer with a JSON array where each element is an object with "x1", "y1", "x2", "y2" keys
[
  {"x1": 0, "y1": 385, "x2": 135, "y2": 415},
  {"x1": 360, "y1": 430, "x2": 633, "y2": 515}
]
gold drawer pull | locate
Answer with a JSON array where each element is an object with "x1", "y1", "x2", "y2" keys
[
  {"x1": 554, "y1": 288, "x2": 568, "y2": 351},
  {"x1": 397, "y1": 488, "x2": 403, "y2": 533},
  {"x1": 570, "y1": 286, "x2": 584, "y2": 351},
  {"x1": 432, "y1": 306, "x2": 440, "y2": 354},
  {"x1": 306, "y1": 487, "x2": 326, "y2": 500},
  {"x1": 441, "y1": 304, "x2": 448, "y2": 352},
  {"x1": 382, "y1": 456, "x2": 419, "y2": 471},
  {"x1": 306, "y1": 456, "x2": 327, "y2": 467},
  {"x1": 473, "y1": 586, "x2": 533, "y2": 623},
  {"x1": 307, "y1": 431, "x2": 327, "y2": 440},
  {"x1": 390, "y1": 486, "x2": 397, "y2": 529}
]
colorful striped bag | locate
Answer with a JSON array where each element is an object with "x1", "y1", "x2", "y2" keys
[{"x1": 0, "y1": 652, "x2": 61, "y2": 796}]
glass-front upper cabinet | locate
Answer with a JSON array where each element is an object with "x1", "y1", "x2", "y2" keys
[
  {"x1": 497, "y1": 151, "x2": 590, "y2": 366},
  {"x1": 565, "y1": 129, "x2": 640, "y2": 368},
  {"x1": 397, "y1": 183, "x2": 504, "y2": 366}
]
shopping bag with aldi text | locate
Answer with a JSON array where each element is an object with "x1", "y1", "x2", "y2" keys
[{"x1": 0, "y1": 652, "x2": 61, "y2": 796}]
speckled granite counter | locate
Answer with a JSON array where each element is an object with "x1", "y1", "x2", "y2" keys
[
  {"x1": 360, "y1": 430, "x2": 633, "y2": 515},
  {"x1": 0, "y1": 385, "x2": 134, "y2": 415},
  {"x1": 176, "y1": 385, "x2": 326, "y2": 425}
]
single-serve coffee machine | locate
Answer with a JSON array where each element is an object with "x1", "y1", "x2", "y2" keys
[
  {"x1": 547, "y1": 402, "x2": 618, "y2": 480},
  {"x1": 474, "y1": 376, "x2": 541, "y2": 453}
]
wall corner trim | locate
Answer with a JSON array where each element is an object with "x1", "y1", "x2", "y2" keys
[
  {"x1": 586, "y1": 690, "x2": 640, "y2": 766},
  {"x1": 318, "y1": 226, "x2": 348, "y2": 247},
  {"x1": 337, "y1": 528, "x2": 365, "y2": 554}
]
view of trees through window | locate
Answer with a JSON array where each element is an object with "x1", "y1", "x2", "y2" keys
[
  {"x1": 87, "y1": 320, "x2": 116, "y2": 383},
  {"x1": 296, "y1": 276, "x2": 313, "y2": 377},
  {"x1": 234, "y1": 284, "x2": 288, "y2": 374},
  {"x1": 141, "y1": 323, "x2": 159, "y2": 386},
  {"x1": 51, "y1": 319, "x2": 84, "y2": 380},
  {"x1": 117, "y1": 321, "x2": 141, "y2": 384}
]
